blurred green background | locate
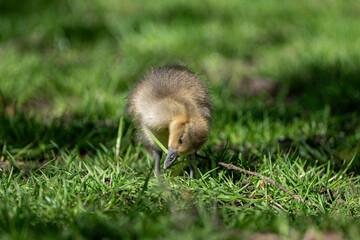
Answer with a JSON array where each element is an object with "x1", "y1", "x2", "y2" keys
[
  {"x1": 1, "y1": 0, "x2": 359, "y2": 168},
  {"x1": 0, "y1": 0, "x2": 360, "y2": 239}
]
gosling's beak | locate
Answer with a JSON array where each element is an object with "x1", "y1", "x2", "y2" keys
[{"x1": 164, "y1": 148, "x2": 179, "y2": 169}]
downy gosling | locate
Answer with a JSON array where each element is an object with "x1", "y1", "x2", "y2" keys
[{"x1": 126, "y1": 65, "x2": 212, "y2": 178}]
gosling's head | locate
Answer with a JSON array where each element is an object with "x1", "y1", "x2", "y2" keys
[{"x1": 164, "y1": 115, "x2": 209, "y2": 169}]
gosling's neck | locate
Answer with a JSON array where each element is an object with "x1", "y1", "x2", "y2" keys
[{"x1": 147, "y1": 98, "x2": 187, "y2": 130}]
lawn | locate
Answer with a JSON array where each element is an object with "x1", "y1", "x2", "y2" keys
[{"x1": 0, "y1": 0, "x2": 359, "y2": 239}]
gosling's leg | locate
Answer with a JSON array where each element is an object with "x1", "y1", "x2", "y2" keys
[
  {"x1": 187, "y1": 153, "x2": 197, "y2": 179},
  {"x1": 152, "y1": 149, "x2": 162, "y2": 175}
]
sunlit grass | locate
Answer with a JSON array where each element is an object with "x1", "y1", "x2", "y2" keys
[{"x1": 0, "y1": 0, "x2": 359, "y2": 239}]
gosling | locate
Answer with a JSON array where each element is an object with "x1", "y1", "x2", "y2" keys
[{"x1": 126, "y1": 65, "x2": 212, "y2": 178}]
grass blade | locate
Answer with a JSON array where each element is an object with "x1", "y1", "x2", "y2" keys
[
  {"x1": 115, "y1": 117, "x2": 124, "y2": 158},
  {"x1": 149, "y1": 131, "x2": 168, "y2": 154}
]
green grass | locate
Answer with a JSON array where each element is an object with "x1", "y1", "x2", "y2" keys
[{"x1": 1, "y1": 0, "x2": 360, "y2": 239}]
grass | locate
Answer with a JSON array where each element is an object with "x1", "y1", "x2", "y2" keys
[{"x1": 1, "y1": 0, "x2": 360, "y2": 239}]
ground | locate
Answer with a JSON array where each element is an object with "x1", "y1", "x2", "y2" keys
[{"x1": 0, "y1": 0, "x2": 359, "y2": 239}]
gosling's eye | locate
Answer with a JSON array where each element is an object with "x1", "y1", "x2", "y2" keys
[{"x1": 178, "y1": 136, "x2": 183, "y2": 145}]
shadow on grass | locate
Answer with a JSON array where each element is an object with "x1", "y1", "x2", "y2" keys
[
  {"x1": 0, "y1": 112, "x2": 133, "y2": 161},
  {"x1": 283, "y1": 59, "x2": 360, "y2": 115},
  {"x1": 0, "y1": 0, "x2": 113, "y2": 46},
  {"x1": 210, "y1": 59, "x2": 360, "y2": 172}
]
